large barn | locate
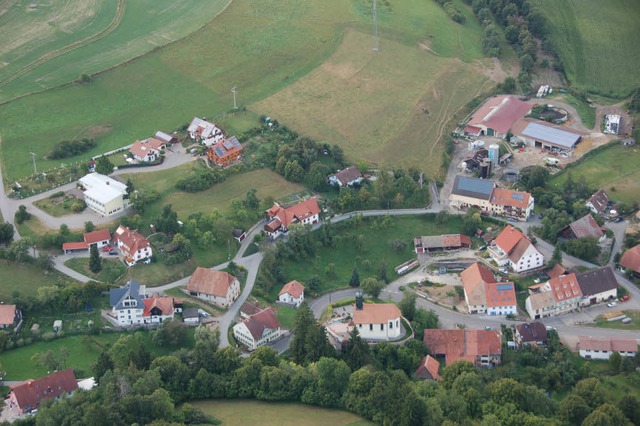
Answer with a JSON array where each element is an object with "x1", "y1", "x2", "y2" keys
[{"x1": 512, "y1": 118, "x2": 584, "y2": 152}]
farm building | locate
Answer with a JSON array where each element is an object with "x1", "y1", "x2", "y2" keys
[
  {"x1": 78, "y1": 173, "x2": 130, "y2": 217},
  {"x1": 559, "y1": 214, "x2": 605, "y2": 241},
  {"x1": 511, "y1": 118, "x2": 583, "y2": 152},
  {"x1": 620, "y1": 244, "x2": 640, "y2": 275},
  {"x1": 464, "y1": 96, "x2": 532, "y2": 139},
  {"x1": 489, "y1": 225, "x2": 544, "y2": 273},
  {"x1": 154, "y1": 131, "x2": 177, "y2": 145},
  {"x1": 414, "y1": 234, "x2": 471, "y2": 253},
  {"x1": 415, "y1": 355, "x2": 440, "y2": 381},
  {"x1": 207, "y1": 136, "x2": 243, "y2": 166},
  {"x1": 423, "y1": 329, "x2": 502, "y2": 367}
]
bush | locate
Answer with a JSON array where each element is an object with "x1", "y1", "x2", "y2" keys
[
  {"x1": 176, "y1": 169, "x2": 225, "y2": 192},
  {"x1": 48, "y1": 191, "x2": 65, "y2": 199},
  {"x1": 48, "y1": 138, "x2": 96, "y2": 160}
]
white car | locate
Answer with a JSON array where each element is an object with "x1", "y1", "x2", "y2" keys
[{"x1": 607, "y1": 301, "x2": 617, "y2": 308}]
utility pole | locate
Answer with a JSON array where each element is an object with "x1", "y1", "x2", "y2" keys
[
  {"x1": 231, "y1": 87, "x2": 238, "y2": 110},
  {"x1": 29, "y1": 152, "x2": 37, "y2": 175},
  {"x1": 372, "y1": 0, "x2": 379, "y2": 52}
]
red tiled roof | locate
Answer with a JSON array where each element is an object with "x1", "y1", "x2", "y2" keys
[
  {"x1": 547, "y1": 263, "x2": 566, "y2": 279},
  {"x1": 468, "y1": 96, "x2": 532, "y2": 134},
  {"x1": 507, "y1": 237, "x2": 533, "y2": 264},
  {"x1": 462, "y1": 263, "x2": 494, "y2": 306},
  {"x1": 114, "y1": 225, "x2": 150, "y2": 257},
  {"x1": 579, "y1": 336, "x2": 638, "y2": 353},
  {"x1": 62, "y1": 242, "x2": 88, "y2": 251},
  {"x1": 279, "y1": 280, "x2": 305, "y2": 298},
  {"x1": 415, "y1": 355, "x2": 440, "y2": 380},
  {"x1": 83, "y1": 229, "x2": 111, "y2": 244},
  {"x1": 242, "y1": 307, "x2": 281, "y2": 340},
  {"x1": 10, "y1": 369, "x2": 77, "y2": 410},
  {"x1": 267, "y1": 197, "x2": 320, "y2": 228},
  {"x1": 145, "y1": 137, "x2": 166, "y2": 150},
  {"x1": 187, "y1": 267, "x2": 237, "y2": 297},
  {"x1": 240, "y1": 301, "x2": 261, "y2": 317},
  {"x1": 0, "y1": 305, "x2": 16, "y2": 326},
  {"x1": 489, "y1": 187, "x2": 531, "y2": 209},
  {"x1": 129, "y1": 140, "x2": 154, "y2": 158},
  {"x1": 464, "y1": 125, "x2": 482, "y2": 135},
  {"x1": 423, "y1": 329, "x2": 502, "y2": 365},
  {"x1": 332, "y1": 166, "x2": 362, "y2": 186},
  {"x1": 620, "y1": 244, "x2": 640, "y2": 273},
  {"x1": 485, "y1": 282, "x2": 516, "y2": 308},
  {"x1": 353, "y1": 303, "x2": 401, "y2": 325},
  {"x1": 548, "y1": 273, "x2": 582, "y2": 302},
  {"x1": 494, "y1": 225, "x2": 528, "y2": 254},
  {"x1": 420, "y1": 234, "x2": 471, "y2": 250},
  {"x1": 142, "y1": 296, "x2": 174, "y2": 317},
  {"x1": 566, "y1": 214, "x2": 604, "y2": 239}
]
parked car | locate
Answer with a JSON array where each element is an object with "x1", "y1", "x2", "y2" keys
[
  {"x1": 614, "y1": 216, "x2": 624, "y2": 223},
  {"x1": 108, "y1": 250, "x2": 118, "y2": 255},
  {"x1": 620, "y1": 295, "x2": 630, "y2": 302},
  {"x1": 538, "y1": 213, "x2": 544, "y2": 219},
  {"x1": 102, "y1": 246, "x2": 112, "y2": 252},
  {"x1": 478, "y1": 246, "x2": 487, "y2": 251},
  {"x1": 607, "y1": 301, "x2": 617, "y2": 307},
  {"x1": 507, "y1": 217, "x2": 518, "y2": 222}
]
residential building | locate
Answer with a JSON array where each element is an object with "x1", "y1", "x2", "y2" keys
[
  {"x1": 620, "y1": 244, "x2": 640, "y2": 275},
  {"x1": 183, "y1": 307, "x2": 200, "y2": 325},
  {"x1": 352, "y1": 293, "x2": 402, "y2": 341},
  {"x1": 142, "y1": 295, "x2": 175, "y2": 324},
  {"x1": 415, "y1": 355, "x2": 440, "y2": 380},
  {"x1": 188, "y1": 117, "x2": 224, "y2": 146},
  {"x1": 464, "y1": 95, "x2": 532, "y2": 138},
  {"x1": 83, "y1": 229, "x2": 111, "y2": 248},
  {"x1": 423, "y1": 329, "x2": 502, "y2": 367},
  {"x1": 525, "y1": 273, "x2": 582, "y2": 319},
  {"x1": 233, "y1": 307, "x2": 282, "y2": 351},
  {"x1": 264, "y1": 197, "x2": 321, "y2": 238},
  {"x1": 578, "y1": 337, "x2": 637, "y2": 360},
  {"x1": 547, "y1": 263, "x2": 566, "y2": 279},
  {"x1": 7, "y1": 369, "x2": 78, "y2": 414},
  {"x1": 489, "y1": 225, "x2": 544, "y2": 273},
  {"x1": 585, "y1": 189, "x2": 609, "y2": 216},
  {"x1": 0, "y1": 304, "x2": 21, "y2": 329},
  {"x1": 78, "y1": 173, "x2": 129, "y2": 216},
  {"x1": 113, "y1": 225, "x2": 152, "y2": 266},
  {"x1": 278, "y1": 280, "x2": 305, "y2": 308},
  {"x1": 328, "y1": 166, "x2": 362, "y2": 187},
  {"x1": 461, "y1": 262, "x2": 517, "y2": 316},
  {"x1": 487, "y1": 187, "x2": 534, "y2": 221},
  {"x1": 575, "y1": 266, "x2": 618, "y2": 305},
  {"x1": 207, "y1": 136, "x2": 243, "y2": 166},
  {"x1": 511, "y1": 118, "x2": 583, "y2": 151},
  {"x1": 109, "y1": 280, "x2": 146, "y2": 326},
  {"x1": 414, "y1": 234, "x2": 471, "y2": 254},
  {"x1": 560, "y1": 214, "x2": 605, "y2": 241},
  {"x1": 129, "y1": 137, "x2": 166, "y2": 162},
  {"x1": 514, "y1": 322, "x2": 547, "y2": 346},
  {"x1": 187, "y1": 267, "x2": 240, "y2": 308},
  {"x1": 240, "y1": 301, "x2": 261, "y2": 319}
]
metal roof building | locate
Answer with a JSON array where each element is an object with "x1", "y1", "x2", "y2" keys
[
  {"x1": 512, "y1": 119, "x2": 583, "y2": 150},
  {"x1": 451, "y1": 175, "x2": 495, "y2": 200}
]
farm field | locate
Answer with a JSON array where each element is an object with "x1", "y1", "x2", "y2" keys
[
  {"x1": 0, "y1": 0, "x2": 489, "y2": 184},
  {"x1": 537, "y1": 0, "x2": 640, "y2": 98},
  {"x1": 0, "y1": 0, "x2": 230, "y2": 101},
  {"x1": 191, "y1": 399, "x2": 372, "y2": 426},
  {"x1": 549, "y1": 143, "x2": 640, "y2": 204},
  {"x1": 0, "y1": 260, "x2": 72, "y2": 300}
]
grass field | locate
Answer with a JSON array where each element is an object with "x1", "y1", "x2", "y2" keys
[
  {"x1": 549, "y1": 143, "x2": 640, "y2": 204},
  {"x1": 0, "y1": 0, "x2": 489, "y2": 184},
  {"x1": 275, "y1": 306, "x2": 297, "y2": 330},
  {"x1": 0, "y1": 260, "x2": 71, "y2": 300},
  {"x1": 191, "y1": 399, "x2": 372, "y2": 426},
  {"x1": 537, "y1": 0, "x2": 640, "y2": 97},
  {"x1": 33, "y1": 195, "x2": 83, "y2": 217},
  {"x1": 65, "y1": 257, "x2": 127, "y2": 284}
]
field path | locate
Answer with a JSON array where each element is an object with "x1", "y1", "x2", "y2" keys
[{"x1": 0, "y1": 0, "x2": 126, "y2": 90}]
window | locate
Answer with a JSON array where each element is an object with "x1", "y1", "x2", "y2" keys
[
  {"x1": 389, "y1": 321, "x2": 393, "y2": 329},
  {"x1": 380, "y1": 324, "x2": 384, "y2": 331},
  {"x1": 369, "y1": 324, "x2": 373, "y2": 331}
]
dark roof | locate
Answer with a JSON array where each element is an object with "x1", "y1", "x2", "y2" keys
[
  {"x1": 576, "y1": 266, "x2": 618, "y2": 296},
  {"x1": 520, "y1": 120, "x2": 581, "y2": 149},
  {"x1": 332, "y1": 166, "x2": 362, "y2": 186},
  {"x1": 451, "y1": 175, "x2": 495, "y2": 200},
  {"x1": 564, "y1": 214, "x2": 604, "y2": 239},
  {"x1": 515, "y1": 322, "x2": 547, "y2": 343},
  {"x1": 183, "y1": 307, "x2": 199, "y2": 319},
  {"x1": 109, "y1": 280, "x2": 144, "y2": 310},
  {"x1": 586, "y1": 189, "x2": 609, "y2": 214},
  {"x1": 231, "y1": 228, "x2": 245, "y2": 238},
  {"x1": 11, "y1": 369, "x2": 77, "y2": 410},
  {"x1": 240, "y1": 301, "x2": 261, "y2": 317},
  {"x1": 242, "y1": 307, "x2": 281, "y2": 340}
]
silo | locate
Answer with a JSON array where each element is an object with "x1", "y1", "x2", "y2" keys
[
  {"x1": 479, "y1": 158, "x2": 492, "y2": 179},
  {"x1": 488, "y1": 144, "x2": 500, "y2": 167}
]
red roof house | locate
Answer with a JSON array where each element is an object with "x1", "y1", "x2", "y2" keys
[
  {"x1": 83, "y1": 229, "x2": 111, "y2": 248},
  {"x1": 62, "y1": 241, "x2": 89, "y2": 254},
  {"x1": 423, "y1": 329, "x2": 502, "y2": 367},
  {"x1": 415, "y1": 355, "x2": 440, "y2": 380},
  {"x1": 278, "y1": 280, "x2": 306, "y2": 307},
  {"x1": 560, "y1": 214, "x2": 605, "y2": 240},
  {"x1": 8, "y1": 369, "x2": 78, "y2": 413},
  {"x1": 142, "y1": 295, "x2": 175, "y2": 322},
  {"x1": 264, "y1": 197, "x2": 321, "y2": 237},
  {"x1": 114, "y1": 225, "x2": 152, "y2": 266},
  {"x1": 232, "y1": 307, "x2": 282, "y2": 350},
  {"x1": 620, "y1": 244, "x2": 640, "y2": 274},
  {"x1": 207, "y1": 136, "x2": 243, "y2": 166},
  {"x1": 0, "y1": 304, "x2": 21, "y2": 329}
]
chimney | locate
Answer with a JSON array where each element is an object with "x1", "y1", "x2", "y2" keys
[
  {"x1": 106, "y1": 181, "x2": 109, "y2": 185},
  {"x1": 355, "y1": 290, "x2": 364, "y2": 310}
]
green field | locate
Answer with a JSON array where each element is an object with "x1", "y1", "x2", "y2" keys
[
  {"x1": 0, "y1": 0, "x2": 490, "y2": 184},
  {"x1": 65, "y1": 257, "x2": 127, "y2": 284},
  {"x1": 0, "y1": 260, "x2": 73, "y2": 301},
  {"x1": 191, "y1": 399, "x2": 372, "y2": 426},
  {"x1": 591, "y1": 310, "x2": 640, "y2": 330},
  {"x1": 538, "y1": 0, "x2": 640, "y2": 97},
  {"x1": 549, "y1": 143, "x2": 640, "y2": 204}
]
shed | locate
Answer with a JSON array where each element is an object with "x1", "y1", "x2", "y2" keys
[{"x1": 53, "y1": 320, "x2": 63, "y2": 332}]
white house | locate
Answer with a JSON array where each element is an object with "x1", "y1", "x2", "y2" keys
[
  {"x1": 142, "y1": 295, "x2": 175, "y2": 324},
  {"x1": 109, "y1": 280, "x2": 146, "y2": 326},
  {"x1": 187, "y1": 267, "x2": 240, "y2": 308},
  {"x1": 129, "y1": 138, "x2": 166, "y2": 162},
  {"x1": 83, "y1": 229, "x2": 111, "y2": 248},
  {"x1": 233, "y1": 307, "x2": 282, "y2": 351},
  {"x1": 78, "y1": 173, "x2": 129, "y2": 217},
  {"x1": 328, "y1": 166, "x2": 362, "y2": 187},
  {"x1": 187, "y1": 117, "x2": 224, "y2": 147},
  {"x1": 278, "y1": 280, "x2": 305, "y2": 307},
  {"x1": 113, "y1": 225, "x2": 152, "y2": 267},
  {"x1": 264, "y1": 197, "x2": 321, "y2": 239},
  {"x1": 461, "y1": 262, "x2": 517, "y2": 316},
  {"x1": 182, "y1": 307, "x2": 200, "y2": 325},
  {"x1": 585, "y1": 189, "x2": 609, "y2": 216},
  {"x1": 578, "y1": 336, "x2": 637, "y2": 360},
  {"x1": 525, "y1": 273, "x2": 582, "y2": 319},
  {"x1": 352, "y1": 294, "x2": 402, "y2": 341},
  {"x1": 489, "y1": 225, "x2": 544, "y2": 273}
]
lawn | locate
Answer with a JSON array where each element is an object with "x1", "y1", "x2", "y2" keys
[
  {"x1": 65, "y1": 257, "x2": 127, "y2": 284},
  {"x1": 278, "y1": 214, "x2": 470, "y2": 297},
  {"x1": 0, "y1": 260, "x2": 74, "y2": 301},
  {"x1": 118, "y1": 260, "x2": 198, "y2": 288},
  {"x1": 33, "y1": 195, "x2": 84, "y2": 218},
  {"x1": 590, "y1": 310, "x2": 640, "y2": 330},
  {"x1": 191, "y1": 399, "x2": 372, "y2": 426},
  {"x1": 548, "y1": 142, "x2": 640, "y2": 204},
  {"x1": 0, "y1": 0, "x2": 489, "y2": 184},
  {"x1": 556, "y1": 93, "x2": 596, "y2": 130},
  {"x1": 275, "y1": 306, "x2": 297, "y2": 330},
  {"x1": 537, "y1": 0, "x2": 640, "y2": 97}
]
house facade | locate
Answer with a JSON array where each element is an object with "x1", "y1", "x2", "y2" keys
[
  {"x1": 489, "y1": 225, "x2": 544, "y2": 273},
  {"x1": 525, "y1": 274, "x2": 582, "y2": 319},
  {"x1": 328, "y1": 166, "x2": 362, "y2": 187},
  {"x1": 78, "y1": 173, "x2": 129, "y2": 216},
  {"x1": 462, "y1": 263, "x2": 517, "y2": 315},
  {"x1": 423, "y1": 329, "x2": 502, "y2": 367},
  {"x1": 575, "y1": 266, "x2": 618, "y2": 305},
  {"x1": 187, "y1": 267, "x2": 240, "y2": 308},
  {"x1": 7, "y1": 369, "x2": 78, "y2": 414},
  {"x1": 585, "y1": 189, "x2": 609, "y2": 215},
  {"x1": 415, "y1": 355, "x2": 440, "y2": 380},
  {"x1": 114, "y1": 225, "x2": 152, "y2": 266},
  {"x1": 207, "y1": 136, "x2": 243, "y2": 166},
  {"x1": 264, "y1": 197, "x2": 321, "y2": 239},
  {"x1": 278, "y1": 280, "x2": 305, "y2": 307},
  {"x1": 233, "y1": 307, "x2": 282, "y2": 351},
  {"x1": 352, "y1": 294, "x2": 402, "y2": 341},
  {"x1": 578, "y1": 336, "x2": 638, "y2": 360},
  {"x1": 188, "y1": 117, "x2": 224, "y2": 146},
  {"x1": 142, "y1": 295, "x2": 175, "y2": 324},
  {"x1": 109, "y1": 280, "x2": 146, "y2": 326},
  {"x1": 129, "y1": 138, "x2": 166, "y2": 162}
]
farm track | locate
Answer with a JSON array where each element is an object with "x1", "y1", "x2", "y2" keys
[{"x1": 0, "y1": 0, "x2": 126, "y2": 90}]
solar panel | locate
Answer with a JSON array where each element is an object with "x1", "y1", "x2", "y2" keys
[
  {"x1": 496, "y1": 284, "x2": 513, "y2": 291},
  {"x1": 213, "y1": 146, "x2": 226, "y2": 157},
  {"x1": 522, "y1": 122, "x2": 581, "y2": 148},
  {"x1": 511, "y1": 193, "x2": 524, "y2": 200}
]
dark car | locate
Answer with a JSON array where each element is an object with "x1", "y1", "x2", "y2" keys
[
  {"x1": 478, "y1": 246, "x2": 487, "y2": 251},
  {"x1": 614, "y1": 216, "x2": 624, "y2": 223},
  {"x1": 108, "y1": 250, "x2": 118, "y2": 255},
  {"x1": 538, "y1": 213, "x2": 544, "y2": 219}
]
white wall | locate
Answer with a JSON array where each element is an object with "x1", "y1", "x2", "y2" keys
[
  {"x1": 487, "y1": 305, "x2": 517, "y2": 316},
  {"x1": 510, "y1": 244, "x2": 544, "y2": 272},
  {"x1": 356, "y1": 317, "x2": 401, "y2": 340}
]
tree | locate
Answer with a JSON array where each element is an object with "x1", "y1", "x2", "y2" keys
[
  {"x1": 36, "y1": 253, "x2": 54, "y2": 272},
  {"x1": 558, "y1": 394, "x2": 591, "y2": 425},
  {"x1": 462, "y1": 208, "x2": 482, "y2": 236},
  {"x1": 0, "y1": 222, "x2": 15, "y2": 244},
  {"x1": 609, "y1": 351, "x2": 622, "y2": 374},
  {"x1": 349, "y1": 267, "x2": 360, "y2": 288},
  {"x1": 500, "y1": 76, "x2": 516, "y2": 94},
  {"x1": 131, "y1": 189, "x2": 160, "y2": 213},
  {"x1": 84, "y1": 221, "x2": 95, "y2": 233},
  {"x1": 14, "y1": 205, "x2": 31, "y2": 224},
  {"x1": 95, "y1": 155, "x2": 114, "y2": 175},
  {"x1": 152, "y1": 320, "x2": 188, "y2": 347},
  {"x1": 89, "y1": 244, "x2": 102, "y2": 273},
  {"x1": 361, "y1": 277, "x2": 385, "y2": 299},
  {"x1": 244, "y1": 188, "x2": 260, "y2": 210},
  {"x1": 92, "y1": 350, "x2": 114, "y2": 382},
  {"x1": 59, "y1": 223, "x2": 69, "y2": 236},
  {"x1": 155, "y1": 204, "x2": 179, "y2": 235},
  {"x1": 124, "y1": 179, "x2": 135, "y2": 200},
  {"x1": 344, "y1": 328, "x2": 370, "y2": 371},
  {"x1": 582, "y1": 403, "x2": 629, "y2": 426},
  {"x1": 7, "y1": 238, "x2": 33, "y2": 263},
  {"x1": 378, "y1": 259, "x2": 388, "y2": 283},
  {"x1": 520, "y1": 166, "x2": 550, "y2": 191},
  {"x1": 550, "y1": 244, "x2": 562, "y2": 267},
  {"x1": 618, "y1": 395, "x2": 640, "y2": 425},
  {"x1": 399, "y1": 291, "x2": 417, "y2": 321},
  {"x1": 283, "y1": 160, "x2": 304, "y2": 182},
  {"x1": 308, "y1": 162, "x2": 331, "y2": 191}
]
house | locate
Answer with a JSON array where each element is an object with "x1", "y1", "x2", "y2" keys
[
  {"x1": 232, "y1": 228, "x2": 246, "y2": 243},
  {"x1": 0, "y1": 304, "x2": 21, "y2": 329},
  {"x1": 232, "y1": 307, "x2": 282, "y2": 351},
  {"x1": 423, "y1": 329, "x2": 502, "y2": 367},
  {"x1": 461, "y1": 262, "x2": 517, "y2": 316},
  {"x1": 414, "y1": 234, "x2": 471, "y2": 254},
  {"x1": 465, "y1": 95, "x2": 532, "y2": 138},
  {"x1": 129, "y1": 138, "x2": 166, "y2": 162},
  {"x1": 240, "y1": 301, "x2": 262, "y2": 319},
  {"x1": 109, "y1": 280, "x2": 146, "y2": 326},
  {"x1": 142, "y1": 295, "x2": 175, "y2": 324},
  {"x1": 188, "y1": 117, "x2": 224, "y2": 146},
  {"x1": 62, "y1": 241, "x2": 89, "y2": 254},
  {"x1": 7, "y1": 369, "x2": 78, "y2": 414},
  {"x1": 489, "y1": 225, "x2": 544, "y2": 273},
  {"x1": 278, "y1": 280, "x2": 305, "y2": 307},
  {"x1": 113, "y1": 225, "x2": 152, "y2": 267},
  {"x1": 578, "y1": 337, "x2": 637, "y2": 360},
  {"x1": 187, "y1": 267, "x2": 240, "y2": 308},
  {"x1": 207, "y1": 136, "x2": 243, "y2": 166},
  {"x1": 78, "y1": 173, "x2": 129, "y2": 216},
  {"x1": 560, "y1": 214, "x2": 605, "y2": 241},
  {"x1": 511, "y1": 118, "x2": 583, "y2": 151},
  {"x1": 514, "y1": 322, "x2": 547, "y2": 346},
  {"x1": 154, "y1": 131, "x2": 177, "y2": 145},
  {"x1": 328, "y1": 166, "x2": 362, "y2": 187},
  {"x1": 487, "y1": 187, "x2": 534, "y2": 221},
  {"x1": 415, "y1": 355, "x2": 440, "y2": 380},
  {"x1": 547, "y1": 263, "x2": 566, "y2": 279},
  {"x1": 585, "y1": 189, "x2": 609, "y2": 215},
  {"x1": 264, "y1": 197, "x2": 321, "y2": 238},
  {"x1": 83, "y1": 229, "x2": 111, "y2": 248},
  {"x1": 525, "y1": 273, "x2": 582, "y2": 319},
  {"x1": 575, "y1": 266, "x2": 618, "y2": 305},
  {"x1": 182, "y1": 307, "x2": 200, "y2": 325},
  {"x1": 352, "y1": 293, "x2": 402, "y2": 341},
  {"x1": 620, "y1": 244, "x2": 640, "y2": 275}
]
